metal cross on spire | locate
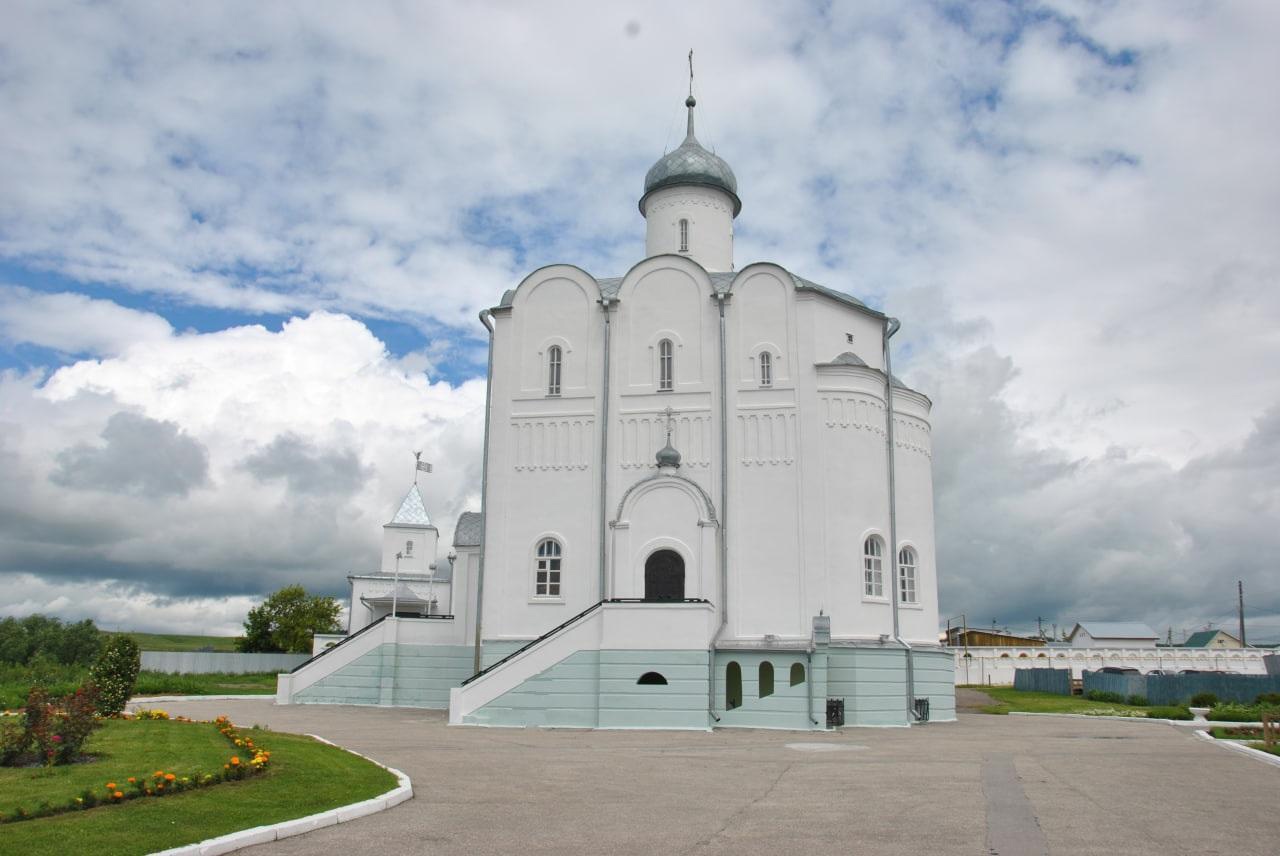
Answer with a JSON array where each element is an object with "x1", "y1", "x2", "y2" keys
[
  {"x1": 413, "y1": 451, "x2": 433, "y2": 484},
  {"x1": 688, "y1": 49, "x2": 694, "y2": 98}
]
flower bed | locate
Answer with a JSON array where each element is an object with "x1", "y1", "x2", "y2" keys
[{"x1": 0, "y1": 713, "x2": 270, "y2": 825}]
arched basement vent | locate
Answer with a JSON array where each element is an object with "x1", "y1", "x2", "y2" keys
[{"x1": 637, "y1": 672, "x2": 668, "y2": 685}]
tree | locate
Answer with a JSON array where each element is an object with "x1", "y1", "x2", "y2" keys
[{"x1": 236, "y1": 585, "x2": 341, "y2": 654}]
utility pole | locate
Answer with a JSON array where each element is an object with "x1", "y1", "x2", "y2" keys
[
  {"x1": 1037, "y1": 616, "x2": 1044, "y2": 639},
  {"x1": 1238, "y1": 580, "x2": 1247, "y2": 646}
]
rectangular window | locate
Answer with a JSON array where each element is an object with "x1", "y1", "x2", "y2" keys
[
  {"x1": 864, "y1": 540, "x2": 884, "y2": 598},
  {"x1": 679, "y1": 219, "x2": 689, "y2": 252},
  {"x1": 547, "y1": 346, "x2": 562, "y2": 396},
  {"x1": 658, "y1": 339, "x2": 674, "y2": 391},
  {"x1": 535, "y1": 539, "x2": 562, "y2": 598}
]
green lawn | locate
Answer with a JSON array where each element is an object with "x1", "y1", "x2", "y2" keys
[
  {"x1": 0, "y1": 719, "x2": 397, "y2": 854},
  {"x1": 117, "y1": 632, "x2": 239, "y2": 652},
  {"x1": 2, "y1": 671, "x2": 279, "y2": 709},
  {"x1": 133, "y1": 671, "x2": 279, "y2": 697},
  {"x1": 977, "y1": 687, "x2": 1153, "y2": 716}
]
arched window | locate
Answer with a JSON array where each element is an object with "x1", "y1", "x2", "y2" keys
[
  {"x1": 759, "y1": 661, "x2": 774, "y2": 698},
  {"x1": 679, "y1": 218, "x2": 689, "y2": 252},
  {"x1": 898, "y1": 546, "x2": 917, "y2": 604},
  {"x1": 404, "y1": 540, "x2": 413, "y2": 557},
  {"x1": 759, "y1": 352, "x2": 772, "y2": 387},
  {"x1": 726, "y1": 661, "x2": 742, "y2": 710},
  {"x1": 863, "y1": 537, "x2": 884, "y2": 598},
  {"x1": 547, "y1": 345, "x2": 562, "y2": 396},
  {"x1": 534, "y1": 538, "x2": 562, "y2": 598},
  {"x1": 658, "y1": 339, "x2": 674, "y2": 391},
  {"x1": 790, "y1": 663, "x2": 805, "y2": 686},
  {"x1": 637, "y1": 671, "x2": 668, "y2": 685}
]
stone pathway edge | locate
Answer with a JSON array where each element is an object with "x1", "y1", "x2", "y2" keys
[
  {"x1": 150, "y1": 733, "x2": 413, "y2": 856},
  {"x1": 1193, "y1": 729, "x2": 1280, "y2": 769}
]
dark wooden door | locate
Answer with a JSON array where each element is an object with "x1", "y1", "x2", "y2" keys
[{"x1": 644, "y1": 550, "x2": 685, "y2": 601}]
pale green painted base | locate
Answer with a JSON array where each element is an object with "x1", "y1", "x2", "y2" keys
[
  {"x1": 294, "y1": 643, "x2": 473, "y2": 708},
  {"x1": 713, "y1": 651, "x2": 826, "y2": 730},
  {"x1": 826, "y1": 647, "x2": 956, "y2": 726},
  {"x1": 464, "y1": 649, "x2": 711, "y2": 729}
]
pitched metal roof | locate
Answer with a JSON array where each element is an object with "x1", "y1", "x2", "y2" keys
[
  {"x1": 1183, "y1": 629, "x2": 1237, "y2": 647},
  {"x1": 453, "y1": 511, "x2": 482, "y2": 547},
  {"x1": 1070, "y1": 622, "x2": 1158, "y2": 640},
  {"x1": 388, "y1": 484, "x2": 432, "y2": 527}
]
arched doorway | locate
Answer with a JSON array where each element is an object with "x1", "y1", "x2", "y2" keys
[{"x1": 644, "y1": 549, "x2": 685, "y2": 601}]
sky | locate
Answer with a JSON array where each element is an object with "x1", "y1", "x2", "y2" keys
[{"x1": 1, "y1": 1, "x2": 1278, "y2": 642}]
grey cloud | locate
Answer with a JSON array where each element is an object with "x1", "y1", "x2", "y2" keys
[
  {"x1": 50, "y1": 411, "x2": 208, "y2": 497},
  {"x1": 242, "y1": 433, "x2": 370, "y2": 496}
]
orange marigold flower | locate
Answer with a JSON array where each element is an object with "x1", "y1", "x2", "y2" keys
[
  {"x1": 113, "y1": 791, "x2": 124, "y2": 799},
  {"x1": 106, "y1": 782, "x2": 117, "y2": 789},
  {"x1": 154, "y1": 770, "x2": 164, "y2": 777},
  {"x1": 230, "y1": 756, "x2": 241, "y2": 766},
  {"x1": 127, "y1": 777, "x2": 136, "y2": 784},
  {"x1": 165, "y1": 773, "x2": 175, "y2": 781}
]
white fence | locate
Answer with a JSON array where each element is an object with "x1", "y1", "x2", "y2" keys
[
  {"x1": 140, "y1": 651, "x2": 309, "y2": 674},
  {"x1": 954, "y1": 646, "x2": 1272, "y2": 687}
]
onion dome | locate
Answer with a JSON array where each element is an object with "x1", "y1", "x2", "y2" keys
[
  {"x1": 655, "y1": 442, "x2": 682, "y2": 469},
  {"x1": 640, "y1": 95, "x2": 741, "y2": 217}
]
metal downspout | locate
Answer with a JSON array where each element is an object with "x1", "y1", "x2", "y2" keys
[
  {"x1": 883, "y1": 316, "x2": 919, "y2": 722},
  {"x1": 599, "y1": 298, "x2": 612, "y2": 602},
  {"x1": 472, "y1": 309, "x2": 496, "y2": 674},
  {"x1": 707, "y1": 292, "x2": 730, "y2": 720},
  {"x1": 807, "y1": 647, "x2": 818, "y2": 726}
]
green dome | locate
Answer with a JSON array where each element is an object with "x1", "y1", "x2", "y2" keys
[
  {"x1": 640, "y1": 96, "x2": 741, "y2": 217},
  {"x1": 655, "y1": 442, "x2": 682, "y2": 469}
]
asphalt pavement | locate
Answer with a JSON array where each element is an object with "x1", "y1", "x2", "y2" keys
[{"x1": 153, "y1": 698, "x2": 1280, "y2": 856}]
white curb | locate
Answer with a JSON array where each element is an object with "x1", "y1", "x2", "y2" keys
[
  {"x1": 1008, "y1": 711, "x2": 1270, "y2": 727},
  {"x1": 1194, "y1": 729, "x2": 1280, "y2": 769},
  {"x1": 150, "y1": 734, "x2": 412, "y2": 856},
  {"x1": 129, "y1": 694, "x2": 274, "y2": 704}
]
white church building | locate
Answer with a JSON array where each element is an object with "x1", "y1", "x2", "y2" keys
[{"x1": 277, "y1": 92, "x2": 955, "y2": 728}]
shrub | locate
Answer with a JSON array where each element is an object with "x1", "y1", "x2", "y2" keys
[
  {"x1": 1254, "y1": 692, "x2": 1280, "y2": 707},
  {"x1": 1146, "y1": 705, "x2": 1193, "y2": 720},
  {"x1": 0, "y1": 684, "x2": 102, "y2": 766},
  {"x1": 1207, "y1": 703, "x2": 1268, "y2": 722},
  {"x1": 1085, "y1": 690, "x2": 1125, "y2": 704},
  {"x1": 1126, "y1": 695, "x2": 1148, "y2": 707},
  {"x1": 90, "y1": 636, "x2": 141, "y2": 715},
  {"x1": 1189, "y1": 691, "x2": 1218, "y2": 708}
]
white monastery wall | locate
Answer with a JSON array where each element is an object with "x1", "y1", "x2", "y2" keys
[{"x1": 956, "y1": 646, "x2": 1272, "y2": 686}]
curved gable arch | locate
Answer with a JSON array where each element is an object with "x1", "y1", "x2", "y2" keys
[{"x1": 613, "y1": 472, "x2": 718, "y2": 526}]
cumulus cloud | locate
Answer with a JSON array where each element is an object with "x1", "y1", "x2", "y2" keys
[
  {"x1": 0, "y1": 312, "x2": 485, "y2": 624},
  {"x1": 0, "y1": 286, "x2": 174, "y2": 356},
  {"x1": 0, "y1": 2, "x2": 1277, "y2": 638},
  {"x1": 52, "y1": 411, "x2": 209, "y2": 497}
]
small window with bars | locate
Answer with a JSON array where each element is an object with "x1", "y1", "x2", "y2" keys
[
  {"x1": 759, "y1": 352, "x2": 772, "y2": 387},
  {"x1": 679, "y1": 218, "x2": 689, "y2": 252}
]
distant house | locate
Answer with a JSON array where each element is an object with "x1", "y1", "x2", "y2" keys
[
  {"x1": 945, "y1": 628, "x2": 1045, "y2": 648},
  {"x1": 1067, "y1": 622, "x2": 1159, "y2": 649},
  {"x1": 1182, "y1": 629, "x2": 1244, "y2": 649}
]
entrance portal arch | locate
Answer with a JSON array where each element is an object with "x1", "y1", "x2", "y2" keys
[{"x1": 644, "y1": 549, "x2": 685, "y2": 601}]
